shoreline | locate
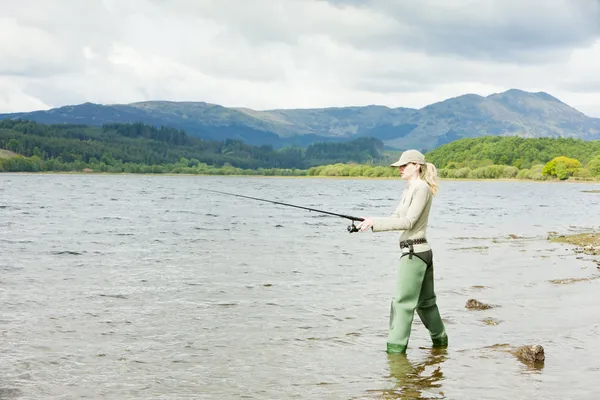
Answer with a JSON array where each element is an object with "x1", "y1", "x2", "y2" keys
[
  {"x1": 2, "y1": 170, "x2": 600, "y2": 184},
  {"x1": 549, "y1": 232, "x2": 600, "y2": 256}
]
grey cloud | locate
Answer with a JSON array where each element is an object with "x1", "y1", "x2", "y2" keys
[
  {"x1": 325, "y1": 0, "x2": 600, "y2": 63},
  {"x1": 319, "y1": 0, "x2": 372, "y2": 7},
  {"x1": 146, "y1": 0, "x2": 302, "y2": 45},
  {"x1": 148, "y1": 0, "x2": 398, "y2": 49},
  {"x1": 3, "y1": 0, "x2": 600, "y2": 115},
  {"x1": 155, "y1": 0, "x2": 600, "y2": 66},
  {"x1": 21, "y1": 79, "x2": 89, "y2": 108},
  {"x1": 1, "y1": 0, "x2": 126, "y2": 77},
  {"x1": 559, "y1": 80, "x2": 600, "y2": 93},
  {"x1": 354, "y1": 77, "x2": 434, "y2": 93}
]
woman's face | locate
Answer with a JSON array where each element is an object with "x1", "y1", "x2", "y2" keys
[{"x1": 399, "y1": 163, "x2": 420, "y2": 179}]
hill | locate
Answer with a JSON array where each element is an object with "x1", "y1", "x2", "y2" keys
[
  {"x1": 1, "y1": 89, "x2": 599, "y2": 150},
  {"x1": 0, "y1": 149, "x2": 18, "y2": 158},
  {"x1": 426, "y1": 136, "x2": 600, "y2": 169}
]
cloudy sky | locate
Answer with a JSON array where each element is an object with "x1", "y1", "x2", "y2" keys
[{"x1": 2, "y1": 0, "x2": 600, "y2": 116}]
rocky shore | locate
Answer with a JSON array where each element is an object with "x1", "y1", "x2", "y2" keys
[{"x1": 549, "y1": 232, "x2": 600, "y2": 258}]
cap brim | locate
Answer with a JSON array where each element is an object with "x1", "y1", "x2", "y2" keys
[{"x1": 390, "y1": 161, "x2": 407, "y2": 167}]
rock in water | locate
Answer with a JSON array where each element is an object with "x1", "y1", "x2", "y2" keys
[
  {"x1": 465, "y1": 299, "x2": 491, "y2": 310},
  {"x1": 513, "y1": 345, "x2": 545, "y2": 365}
]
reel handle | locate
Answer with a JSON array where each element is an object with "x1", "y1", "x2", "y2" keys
[{"x1": 347, "y1": 222, "x2": 360, "y2": 233}]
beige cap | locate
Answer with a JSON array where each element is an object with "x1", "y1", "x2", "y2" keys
[{"x1": 390, "y1": 149, "x2": 426, "y2": 167}]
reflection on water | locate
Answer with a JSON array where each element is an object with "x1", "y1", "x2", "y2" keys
[
  {"x1": 1, "y1": 174, "x2": 599, "y2": 399},
  {"x1": 365, "y1": 349, "x2": 448, "y2": 400}
]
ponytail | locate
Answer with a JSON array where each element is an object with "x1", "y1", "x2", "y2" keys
[{"x1": 420, "y1": 162, "x2": 439, "y2": 195}]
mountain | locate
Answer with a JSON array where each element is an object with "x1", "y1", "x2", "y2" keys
[{"x1": 1, "y1": 89, "x2": 599, "y2": 150}]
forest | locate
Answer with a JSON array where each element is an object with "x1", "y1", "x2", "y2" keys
[
  {"x1": 0, "y1": 120, "x2": 387, "y2": 172},
  {"x1": 1, "y1": 120, "x2": 599, "y2": 181}
]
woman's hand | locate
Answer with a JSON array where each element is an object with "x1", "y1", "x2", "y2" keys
[{"x1": 357, "y1": 217, "x2": 374, "y2": 232}]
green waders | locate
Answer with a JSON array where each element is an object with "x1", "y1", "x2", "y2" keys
[{"x1": 386, "y1": 250, "x2": 448, "y2": 354}]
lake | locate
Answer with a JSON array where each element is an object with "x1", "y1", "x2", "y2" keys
[{"x1": 1, "y1": 174, "x2": 599, "y2": 399}]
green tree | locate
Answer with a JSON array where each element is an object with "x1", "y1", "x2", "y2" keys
[
  {"x1": 542, "y1": 156, "x2": 582, "y2": 180},
  {"x1": 6, "y1": 139, "x2": 21, "y2": 153},
  {"x1": 586, "y1": 157, "x2": 600, "y2": 177}
]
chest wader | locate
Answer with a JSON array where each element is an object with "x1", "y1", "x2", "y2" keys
[{"x1": 386, "y1": 239, "x2": 448, "y2": 354}]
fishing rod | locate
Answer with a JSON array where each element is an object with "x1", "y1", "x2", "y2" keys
[{"x1": 201, "y1": 188, "x2": 364, "y2": 233}]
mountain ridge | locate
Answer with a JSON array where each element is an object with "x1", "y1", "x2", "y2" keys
[{"x1": 1, "y1": 89, "x2": 599, "y2": 150}]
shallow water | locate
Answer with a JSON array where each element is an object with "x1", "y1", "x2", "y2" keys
[{"x1": 1, "y1": 174, "x2": 599, "y2": 399}]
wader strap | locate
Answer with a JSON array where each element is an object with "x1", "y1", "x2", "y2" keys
[
  {"x1": 400, "y1": 251, "x2": 432, "y2": 268},
  {"x1": 399, "y1": 238, "x2": 427, "y2": 261}
]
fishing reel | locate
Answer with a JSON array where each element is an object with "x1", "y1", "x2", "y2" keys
[{"x1": 347, "y1": 221, "x2": 360, "y2": 233}]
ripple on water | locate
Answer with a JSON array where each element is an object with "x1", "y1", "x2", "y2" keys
[{"x1": 1, "y1": 175, "x2": 600, "y2": 399}]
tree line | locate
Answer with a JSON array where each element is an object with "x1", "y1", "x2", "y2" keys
[
  {"x1": 0, "y1": 120, "x2": 388, "y2": 172},
  {"x1": 2, "y1": 120, "x2": 599, "y2": 181},
  {"x1": 303, "y1": 136, "x2": 600, "y2": 181},
  {"x1": 426, "y1": 136, "x2": 600, "y2": 169}
]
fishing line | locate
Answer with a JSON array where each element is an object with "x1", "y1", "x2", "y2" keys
[{"x1": 201, "y1": 188, "x2": 364, "y2": 233}]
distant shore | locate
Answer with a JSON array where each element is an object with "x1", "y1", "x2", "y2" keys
[{"x1": 2, "y1": 170, "x2": 600, "y2": 185}]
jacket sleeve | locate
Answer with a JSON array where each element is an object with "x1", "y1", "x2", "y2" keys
[{"x1": 371, "y1": 185, "x2": 430, "y2": 232}]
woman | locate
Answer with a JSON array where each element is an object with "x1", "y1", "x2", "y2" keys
[{"x1": 357, "y1": 149, "x2": 448, "y2": 354}]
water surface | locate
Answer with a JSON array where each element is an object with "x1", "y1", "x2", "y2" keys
[{"x1": 1, "y1": 174, "x2": 599, "y2": 399}]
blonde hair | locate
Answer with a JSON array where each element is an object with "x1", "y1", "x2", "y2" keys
[{"x1": 420, "y1": 162, "x2": 439, "y2": 195}]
